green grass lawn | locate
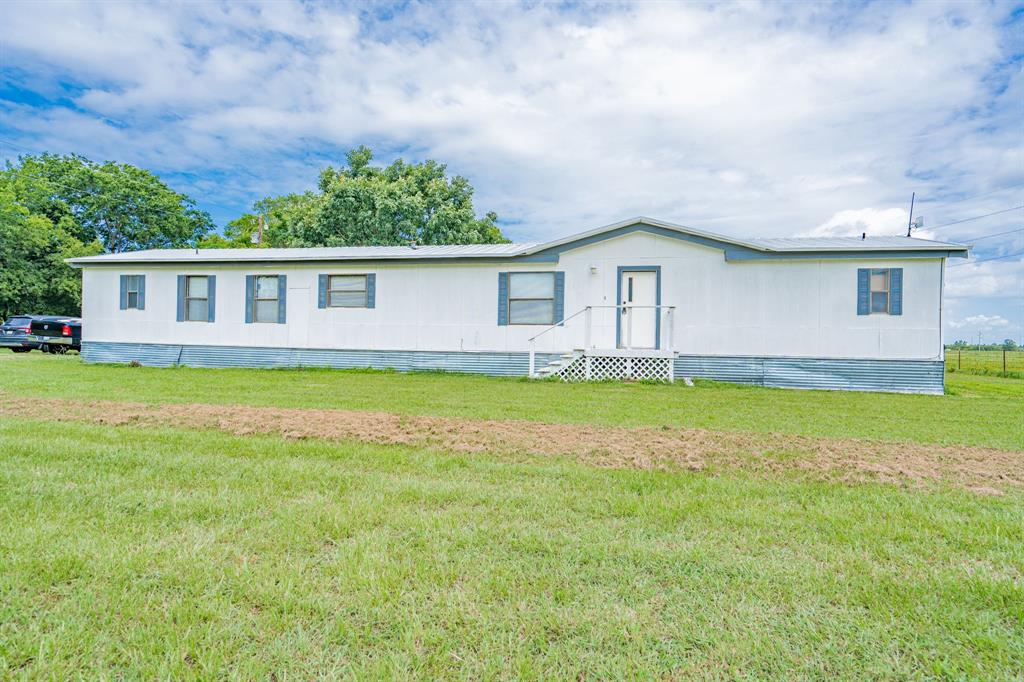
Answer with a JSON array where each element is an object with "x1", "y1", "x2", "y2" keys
[
  {"x1": 1, "y1": 354, "x2": 1022, "y2": 678},
  {"x1": 1, "y1": 353, "x2": 1022, "y2": 450},
  {"x1": 2, "y1": 419, "x2": 1022, "y2": 679}
]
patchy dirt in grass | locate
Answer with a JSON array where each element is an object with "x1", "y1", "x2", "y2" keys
[{"x1": 2, "y1": 393, "x2": 1021, "y2": 494}]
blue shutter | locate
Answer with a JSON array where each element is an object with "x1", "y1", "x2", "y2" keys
[
  {"x1": 207, "y1": 276, "x2": 216, "y2": 322},
  {"x1": 119, "y1": 275, "x2": 128, "y2": 310},
  {"x1": 137, "y1": 275, "x2": 145, "y2": 310},
  {"x1": 553, "y1": 272, "x2": 565, "y2": 325},
  {"x1": 366, "y1": 273, "x2": 376, "y2": 309},
  {"x1": 244, "y1": 275, "x2": 254, "y2": 324},
  {"x1": 318, "y1": 274, "x2": 328, "y2": 309},
  {"x1": 497, "y1": 272, "x2": 509, "y2": 326},
  {"x1": 856, "y1": 269, "x2": 870, "y2": 316},
  {"x1": 889, "y1": 268, "x2": 903, "y2": 316},
  {"x1": 277, "y1": 275, "x2": 287, "y2": 323},
  {"x1": 176, "y1": 275, "x2": 186, "y2": 321}
]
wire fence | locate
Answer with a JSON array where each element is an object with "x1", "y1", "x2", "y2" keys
[{"x1": 945, "y1": 349, "x2": 1024, "y2": 378}]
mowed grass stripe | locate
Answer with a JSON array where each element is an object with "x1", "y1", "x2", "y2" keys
[
  {"x1": 1, "y1": 418, "x2": 1022, "y2": 678},
  {"x1": 1, "y1": 393, "x2": 1021, "y2": 493},
  {"x1": 1, "y1": 353, "x2": 1022, "y2": 451}
]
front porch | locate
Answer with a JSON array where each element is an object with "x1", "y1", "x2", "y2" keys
[{"x1": 528, "y1": 305, "x2": 678, "y2": 382}]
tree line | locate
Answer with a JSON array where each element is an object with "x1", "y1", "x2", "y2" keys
[
  {"x1": 947, "y1": 340, "x2": 1020, "y2": 351},
  {"x1": 0, "y1": 147, "x2": 506, "y2": 318}
]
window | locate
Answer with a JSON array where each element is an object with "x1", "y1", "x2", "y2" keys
[
  {"x1": 328, "y1": 275, "x2": 368, "y2": 307},
  {"x1": 870, "y1": 269, "x2": 890, "y2": 314},
  {"x1": 508, "y1": 272, "x2": 555, "y2": 325},
  {"x1": 185, "y1": 276, "x2": 209, "y2": 321},
  {"x1": 253, "y1": 275, "x2": 279, "y2": 323},
  {"x1": 125, "y1": 275, "x2": 142, "y2": 309}
]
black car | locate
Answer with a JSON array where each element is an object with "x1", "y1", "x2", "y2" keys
[
  {"x1": 0, "y1": 314, "x2": 43, "y2": 352},
  {"x1": 28, "y1": 316, "x2": 83, "y2": 354}
]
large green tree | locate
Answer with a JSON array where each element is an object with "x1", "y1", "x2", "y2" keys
[
  {"x1": 0, "y1": 183, "x2": 101, "y2": 318},
  {"x1": 238, "y1": 147, "x2": 505, "y2": 247},
  {"x1": 1, "y1": 153, "x2": 212, "y2": 317},
  {"x1": 5, "y1": 153, "x2": 214, "y2": 252}
]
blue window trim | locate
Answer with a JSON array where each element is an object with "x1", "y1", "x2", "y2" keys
[
  {"x1": 615, "y1": 265, "x2": 661, "y2": 349},
  {"x1": 503, "y1": 271, "x2": 563, "y2": 326},
  {"x1": 119, "y1": 274, "x2": 146, "y2": 310},
  {"x1": 319, "y1": 273, "x2": 375, "y2": 309}
]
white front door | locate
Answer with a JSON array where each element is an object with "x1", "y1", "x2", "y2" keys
[{"x1": 619, "y1": 270, "x2": 658, "y2": 349}]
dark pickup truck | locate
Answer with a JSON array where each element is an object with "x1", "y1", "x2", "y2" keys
[
  {"x1": 0, "y1": 315, "x2": 43, "y2": 352},
  {"x1": 28, "y1": 316, "x2": 83, "y2": 354}
]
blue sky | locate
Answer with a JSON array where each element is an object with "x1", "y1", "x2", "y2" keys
[{"x1": 1, "y1": 0, "x2": 1021, "y2": 341}]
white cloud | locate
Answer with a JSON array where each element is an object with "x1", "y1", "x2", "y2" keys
[
  {"x1": 802, "y1": 208, "x2": 909, "y2": 238},
  {"x1": 949, "y1": 314, "x2": 1012, "y2": 330},
  {"x1": 0, "y1": 0, "x2": 1021, "y2": 333},
  {"x1": 945, "y1": 258, "x2": 1024, "y2": 298},
  {"x1": 1, "y1": 1, "x2": 1019, "y2": 239}
]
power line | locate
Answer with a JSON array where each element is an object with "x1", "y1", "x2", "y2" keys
[
  {"x1": 922, "y1": 182, "x2": 1024, "y2": 213},
  {"x1": 926, "y1": 205, "x2": 1024, "y2": 231},
  {"x1": 948, "y1": 249, "x2": 1024, "y2": 267},
  {"x1": 968, "y1": 227, "x2": 1024, "y2": 242}
]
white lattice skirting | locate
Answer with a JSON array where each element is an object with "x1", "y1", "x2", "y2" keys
[{"x1": 556, "y1": 353, "x2": 675, "y2": 382}]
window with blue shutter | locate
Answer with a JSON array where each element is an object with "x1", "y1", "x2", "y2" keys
[
  {"x1": 317, "y1": 274, "x2": 328, "y2": 309},
  {"x1": 244, "y1": 275, "x2": 255, "y2": 323},
  {"x1": 120, "y1": 275, "x2": 144, "y2": 310},
  {"x1": 889, "y1": 268, "x2": 903, "y2": 316},
  {"x1": 320, "y1": 274, "x2": 373, "y2": 308},
  {"x1": 248, "y1": 274, "x2": 286, "y2": 323},
  {"x1": 206, "y1": 275, "x2": 216, "y2": 322},
  {"x1": 176, "y1": 275, "x2": 186, "y2": 321},
  {"x1": 554, "y1": 271, "x2": 565, "y2": 324},
  {"x1": 859, "y1": 268, "x2": 902, "y2": 315},
  {"x1": 497, "y1": 272, "x2": 509, "y2": 326},
  {"x1": 182, "y1": 276, "x2": 212, "y2": 321},
  {"x1": 277, "y1": 275, "x2": 287, "y2": 323},
  {"x1": 856, "y1": 269, "x2": 870, "y2": 315},
  {"x1": 506, "y1": 272, "x2": 559, "y2": 325}
]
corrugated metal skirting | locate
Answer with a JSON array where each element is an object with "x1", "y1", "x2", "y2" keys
[
  {"x1": 81, "y1": 342, "x2": 944, "y2": 394},
  {"x1": 82, "y1": 341, "x2": 560, "y2": 377},
  {"x1": 674, "y1": 354, "x2": 944, "y2": 394}
]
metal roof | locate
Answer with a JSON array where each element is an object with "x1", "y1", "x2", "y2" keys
[
  {"x1": 67, "y1": 216, "x2": 968, "y2": 266},
  {"x1": 744, "y1": 236, "x2": 969, "y2": 252},
  {"x1": 68, "y1": 242, "x2": 539, "y2": 264}
]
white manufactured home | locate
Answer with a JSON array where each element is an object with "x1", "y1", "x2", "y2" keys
[{"x1": 69, "y1": 217, "x2": 969, "y2": 393}]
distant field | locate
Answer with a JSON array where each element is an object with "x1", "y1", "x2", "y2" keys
[
  {"x1": 1, "y1": 354, "x2": 1022, "y2": 678},
  {"x1": 946, "y1": 349, "x2": 1024, "y2": 379}
]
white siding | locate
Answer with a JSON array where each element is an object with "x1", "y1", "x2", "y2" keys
[{"x1": 81, "y1": 231, "x2": 944, "y2": 360}]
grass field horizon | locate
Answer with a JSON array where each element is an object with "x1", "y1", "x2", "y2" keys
[{"x1": 1, "y1": 354, "x2": 1021, "y2": 678}]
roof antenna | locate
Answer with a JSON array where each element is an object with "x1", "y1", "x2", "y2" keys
[{"x1": 906, "y1": 192, "x2": 915, "y2": 237}]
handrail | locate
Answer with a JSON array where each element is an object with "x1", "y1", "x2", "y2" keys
[
  {"x1": 527, "y1": 306, "x2": 590, "y2": 343},
  {"x1": 527, "y1": 304, "x2": 677, "y2": 377}
]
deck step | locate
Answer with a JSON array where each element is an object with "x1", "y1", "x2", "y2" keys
[{"x1": 534, "y1": 349, "x2": 677, "y2": 383}]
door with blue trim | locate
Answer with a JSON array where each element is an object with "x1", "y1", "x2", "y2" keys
[{"x1": 619, "y1": 270, "x2": 657, "y2": 349}]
